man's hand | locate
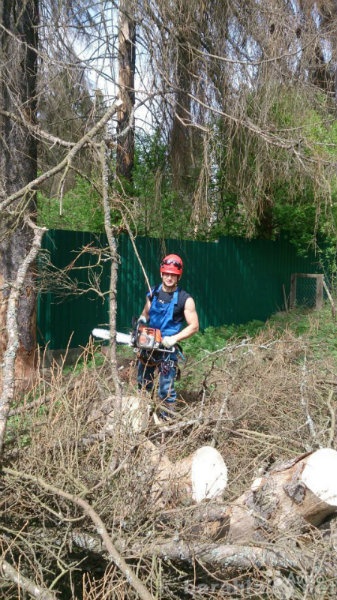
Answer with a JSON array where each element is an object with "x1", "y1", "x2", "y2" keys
[
  {"x1": 162, "y1": 335, "x2": 178, "y2": 348},
  {"x1": 137, "y1": 315, "x2": 147, "y2": 325}
]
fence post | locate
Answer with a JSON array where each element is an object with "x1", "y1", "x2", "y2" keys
[
  {"x1": 290, "y1": 273, "x2": 297, "y2": 309},
  {"x1": 316, "y1": 275, "x2": 324, "y2": 310},
  {"x1": 290, "y1": 273, "x2": 324, "y2": 310}
]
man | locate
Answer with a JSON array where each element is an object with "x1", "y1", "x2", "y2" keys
[{"x1": 137, "y1": 253, "x2": 199, "y2": 417}]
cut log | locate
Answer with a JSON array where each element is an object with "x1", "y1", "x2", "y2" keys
[
  {"x1": 99, "y1": 397, "x2": 337, "y2": 545},
  {"x1": 301, "y1": 447, "x2": 337, "y2": 506},
  {"x1": 226, "y1": 448, "x2": 337, "y2": 543},
  {"x1": 89, "y1": 394, "x2": 150, "y2": 435},
  {"x1": 145, "y1": 442, "x2": 228, "y2": 506},
  {"x1": 99, "y1": 397, "x2": 228, "y2": 505},
  {"x1": 174, "y1": 446, "x2": 228, "y2": 503},
  {"x1": 117, "y1": 395, "x2": 150, "y2": 434}
]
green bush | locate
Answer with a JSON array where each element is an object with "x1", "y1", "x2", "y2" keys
[{"x1": 37, "y1": 177, "x2": 104, "y2": 232}]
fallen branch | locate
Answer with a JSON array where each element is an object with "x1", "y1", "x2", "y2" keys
[
  {"x1": 0, "y1": 557, "x2": 58, "y2": 600},
  {"x1": 130, "y1": 539, "x2": 301, "y2": 572},
  {"x1": 3, "y1": 467, "x2": 154, "y2": 600}
]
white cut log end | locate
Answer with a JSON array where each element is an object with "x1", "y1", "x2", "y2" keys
[
  {"x1": 105, "y1": 395, "x2": 149, "y2": 434},
  {"x1": 122, "y1": 395, "x2": 150, "y2": 433},
  {"x1": 191, "y1": 446, "x2": 228, "y2": 503},
  {"x1": 301, "y1": 448, "x2": 337, "y2": 506}
]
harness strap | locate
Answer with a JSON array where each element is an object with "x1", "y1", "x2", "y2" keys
[
  {"x1": 137, "y1": 349, "x2": 177, "y2": 367},
  {"x1": 137, "y1": 350, "x2": 163, "y2": 367}
]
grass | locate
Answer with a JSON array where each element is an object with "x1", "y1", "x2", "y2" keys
[
  {"x1": 267, "y1": 304, "x2": 337, "y2": 361},
  {"x1": 180, "y1": 303, "x2": 337, "y2": 362},
  {"x1": 181, "y1": 320, "x2": 266, "y2": 359}
]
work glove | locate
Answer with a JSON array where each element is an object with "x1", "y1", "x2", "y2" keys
[
  {"x1": 137, "y1": 315, "x2": 147, "y2": 325},
  {"x1": 162, "y1": 335, "x2": 178, "y2": 348}
]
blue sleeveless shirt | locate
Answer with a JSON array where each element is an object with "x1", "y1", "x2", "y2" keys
[{"x1": 148, "y1": 285, "x2": 183, "y2": 337}]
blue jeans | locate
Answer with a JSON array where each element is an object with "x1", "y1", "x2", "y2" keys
[{"x1": 137, "y1": 351, "x2": 177, "y2": 406}]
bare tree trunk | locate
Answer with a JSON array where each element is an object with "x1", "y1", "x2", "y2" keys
[
  {"x1": 170, "y1": 42, "x2": 193, "y2": 193},
  {"x1": 101, "y1": 141, "x2": 123, "y2": 407},
  {"x1": 0, "y1": 0, "x2": 39, "y2": 386},
  {"x1": 0, "y1": 222, "x2": 45, "y2": 454},
  {"x1": 116, "y1": 0, "x2": 136, "y2": 181}
]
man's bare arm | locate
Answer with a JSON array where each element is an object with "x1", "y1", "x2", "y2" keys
[{"x1": 175, "y1": 297, "x2": 199, "y2": 343}]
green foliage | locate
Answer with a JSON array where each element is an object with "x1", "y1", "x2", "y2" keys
[
  {"x1": 181, "y1": 304, "x2": 337, "y2": 364},
  {"x1": 269, "y1": 104, "x2": 337, "y2": 273},
  {"x1": 272, "y1": 186, "x2": 318, "y2": 250},
  {"x1": 210, "y1": 86, "x2": 337, "y2": 280},
  {"x1": 132, "y1": 131, "x2": 193, "y2": 238},
  {"x1": 182, "y1": 320, "x2": 265, "y2": 360},
  {"x1": 36, "y1": 93, "x2": 337, "y2": 256},
  {"x1": 37, "y1": 177, "x2": 104, "y2": 232}
]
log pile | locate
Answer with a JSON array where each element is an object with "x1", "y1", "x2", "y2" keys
[
  {"x1": 144, "y1": 441, "x2": 337, "y2": 543},
  {"x1": 107, "y1": 397, "x2": 337, "y2": 542}
]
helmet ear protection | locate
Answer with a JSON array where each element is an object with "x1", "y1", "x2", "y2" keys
[{"x1": 160, "y1": 254, "x2": 183, "y2": 277}]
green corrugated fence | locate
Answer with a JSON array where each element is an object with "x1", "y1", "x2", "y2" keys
[{"x1": 37, "y1": 230, "x2": 323, "y2": 350}]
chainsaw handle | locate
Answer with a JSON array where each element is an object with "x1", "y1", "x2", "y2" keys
[{"x1": 134, "y1": 344, "x2": 175, "y2": 354}]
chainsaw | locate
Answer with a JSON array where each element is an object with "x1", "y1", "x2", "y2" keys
[{"x1": 92, "y1": 321, "x2": 176, "y2": 353}]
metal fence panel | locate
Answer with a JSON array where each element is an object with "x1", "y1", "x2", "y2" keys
[{"x1": 37, "y1": 230, "x2": 322, "y2": 349}]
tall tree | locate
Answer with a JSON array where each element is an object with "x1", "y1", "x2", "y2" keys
[
  {"x1": 0, "y1": 0, "x2": 39, "y2": 384},
  {"x1": 116, "y1": 0, "x2": 136, "y2": 181},
  {"x1": 136, "y1": 0, "x2": 337, "y2": 240}
]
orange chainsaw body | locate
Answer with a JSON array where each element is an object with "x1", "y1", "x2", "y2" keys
[{"x1": 136, "y1": 324, "x2": 162, "y2": 350}]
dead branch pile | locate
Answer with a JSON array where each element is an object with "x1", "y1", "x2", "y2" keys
[{"x1": 2, "y1": 327, "x2": 337, "y2": 598}]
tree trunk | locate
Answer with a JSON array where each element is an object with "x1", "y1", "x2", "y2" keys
[
  {"x1": 116, "y1": 0, "x2": 136, "y2": 181},
  {"x1": 223, "y1": 448, "x2": 337, "y2": 543},
  {"x1": 170, "y1": 41, "x2": 193, "y2": 194},
  {"x1": 0, "y1": 0, "x2": 39, "y2": 387}
]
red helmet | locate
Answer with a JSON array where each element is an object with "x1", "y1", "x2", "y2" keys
[{"x1": 160, "y1": 254, "x2": 183, "y2": 276}]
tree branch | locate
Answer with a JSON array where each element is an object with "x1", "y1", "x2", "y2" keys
[
  {"x1": 3, "y1": 467, "x2": 154, "y2": 600},
  {"x1": 0, "y1": 100, "x2": 122, "y2": 212},
  {"x1": 0, "y1": 557, "x2": 58, "y2": 600}
]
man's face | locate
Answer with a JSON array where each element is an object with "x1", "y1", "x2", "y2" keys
[{"x1": 161, "y1": 272, "x2": 179, "y2": 290}]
